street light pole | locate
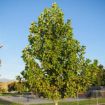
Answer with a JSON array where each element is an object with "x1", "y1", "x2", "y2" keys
[
  {"x1": 0, "y1": 45, "x2": 3, "y2": 48},
  {"x1": 0, "y1": 44, "x2": 3, "y2": 66}
]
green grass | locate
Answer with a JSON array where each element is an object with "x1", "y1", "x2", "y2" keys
[
  {"x1": 0, "y1": 98, "x2": 22, "y2": 105},
  {"x1": 31, "y1": 98, "x2": 105, "y2": 105},
  {"x1": 0, "y1": 93, "x2": 20, "y2": 96}
]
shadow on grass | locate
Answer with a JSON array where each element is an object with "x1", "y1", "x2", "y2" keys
[{"x1": 0, "y1": 98, "x2": 20, "y2": 105}]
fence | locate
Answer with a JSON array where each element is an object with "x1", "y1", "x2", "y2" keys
[{"x1": 77, "y1": 90, "x2": 105, "y2": 105}]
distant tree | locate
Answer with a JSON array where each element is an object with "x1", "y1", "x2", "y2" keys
[
  {"x1": 86, "y1": 60, "x2": 105, "y2": 87},
  {"x1": 16, "y1": 75, "x2": 22, "y2": 83},
  {"x1": 96, "y1": 64, "x2": 105, "y2": 86},
  {"x1": 16, "y1": 75, "x2": 24, "y2": 93},
  {"x1": 8, "y1": 82, "x2": 16, "y2": 92},
  {"x1": 89, "y1": 60, "x2": 100, "y2": 86},
  {"x1": 0, "y1": 88, "x2": 6, "y2": 93},
  {"x1": 21, "y1": 3, "x2": 93, "y2": 105}
]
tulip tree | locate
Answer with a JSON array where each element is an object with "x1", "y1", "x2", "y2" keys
[{"x1": 22, "y1": 3, "x2": 90, "y2": 105}]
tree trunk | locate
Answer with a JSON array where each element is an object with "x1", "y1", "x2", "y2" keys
[
  {"x1": 54, "y1": 100, "x2": 58, "y2": 105},
  {"x1": 76, "y1": 91, "x2": 79, "y2": 105}
]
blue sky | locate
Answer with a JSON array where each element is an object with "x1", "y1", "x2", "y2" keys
[{"x1": 0, "y1": 0, "x2": 105, "y2": 79}]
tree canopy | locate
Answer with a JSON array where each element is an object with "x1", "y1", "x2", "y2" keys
[{"x1": 21, "y1": 3, "x2": 105, "y2": 105}]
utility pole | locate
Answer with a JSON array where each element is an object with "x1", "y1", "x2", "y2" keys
[
  {"x1": 0, "y1": 45, "x2": 3, "y2": 48},
  {"x1": 0, "y1": 44, "x2": 3, "y2": 66}
]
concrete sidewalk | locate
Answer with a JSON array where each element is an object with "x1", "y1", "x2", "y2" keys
[
  {"x1": 0, "y1": 95, "x2": 90, "y2": 105},
  {"x1": 0, "y1": 96, "x2": 53, "y2": 105}
]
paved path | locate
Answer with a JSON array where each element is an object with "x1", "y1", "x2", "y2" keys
[
  {"x1": 0, "y1": 95, "x2": 89, "y2": 105},
  {"x1": 0, "y1": 96, "x2": 53, "y2": 105}
]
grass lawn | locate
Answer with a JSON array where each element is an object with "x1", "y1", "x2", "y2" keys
[
  {"x1": 31, "y1": 98, "x2": 105, "y2": 105},
  {"x1": 0, "y1": 98, "x2": 22, "y2": 105}
]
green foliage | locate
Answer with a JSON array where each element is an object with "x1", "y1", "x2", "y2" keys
[
  {"x1": 22, "y1": 2, "x2": 86, "y2": 99},
  {"x1": 0, "y1": 88, "x2": 6, "y2": 93},
  {"x1": 15, "y1": 75, "x2": 26, "y2": 93},
  {"x1": 15, "y1": 82, "x2": 24, "y2": 93},
  {"x1": 8, "y1": 82, "x2": 16, "y2": 92},
  {"x1": 92, "y1": 63, "x2": 105, "y2": 86},
  {"x1": 21, "y1": 3, "x2": 100, "y2": 104}
]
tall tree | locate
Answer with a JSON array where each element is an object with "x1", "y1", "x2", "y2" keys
[{"x1": 21, "y1": 3, "x2": 91, "y2": 105}]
